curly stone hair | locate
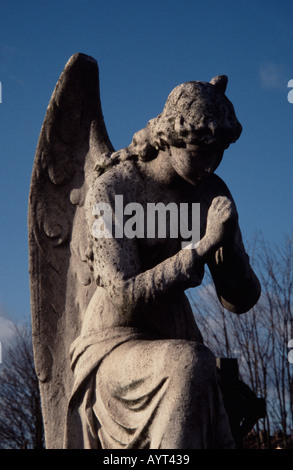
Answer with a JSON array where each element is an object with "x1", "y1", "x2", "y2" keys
[{"x1": 95, "y1": 75, "x2": 242, "y2": 174}]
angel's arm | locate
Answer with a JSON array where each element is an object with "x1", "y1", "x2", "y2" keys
[
  {"x1": 197, "y1": 174, "x2": 261, "y2": 314},
  {"x1": 207, "y1": 225, "x2": 261, "y2": 314},
  {"x1": 85, "y1": 176, "x2": 218, "y2": 318}
]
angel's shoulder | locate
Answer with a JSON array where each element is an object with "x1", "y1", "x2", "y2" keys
[{"x1": 89, "y1": 160, "x2": 140, "y2": 198}]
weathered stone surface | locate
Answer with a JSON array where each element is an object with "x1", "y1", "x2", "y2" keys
[{"x1": 28, "y1": 54, "x2": 261, "y2": 449}]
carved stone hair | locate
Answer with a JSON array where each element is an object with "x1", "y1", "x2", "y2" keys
[{"x1": 95, "y1": 75, "x2": 242, "y2": 174}]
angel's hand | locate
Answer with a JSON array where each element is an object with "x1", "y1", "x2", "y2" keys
[{"x1": 205, "y1": 196, "x2": 238, "y2": 250}]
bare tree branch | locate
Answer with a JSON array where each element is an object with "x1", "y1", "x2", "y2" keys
[{"x1": 0, "y1": 323, "x2": 44, "y2": 449}]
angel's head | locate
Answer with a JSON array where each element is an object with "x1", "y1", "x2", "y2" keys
[{"x1": 95, "y1": 75, "x2": 242, "y2": 174}]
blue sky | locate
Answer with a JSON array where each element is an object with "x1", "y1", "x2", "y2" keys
[{"x1": 0, "y1": 0, "x2": 292, "y2": 325}]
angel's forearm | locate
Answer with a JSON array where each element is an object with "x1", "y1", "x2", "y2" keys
[
  {"x1": 100, "y1": 238, "x2": 217, "y2": 317},
  {"x1": 122, "y1": 251, "x2": 197, "y2": 313},
  {"x1": 208, "y1": 233, "x2": 261, "y2": 313}
]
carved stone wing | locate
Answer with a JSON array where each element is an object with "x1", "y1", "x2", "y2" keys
[{"x1": 28, "y1": 53, "x2": 114, "y2": 448}]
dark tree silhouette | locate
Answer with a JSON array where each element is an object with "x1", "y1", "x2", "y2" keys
[
  {"x1": 189, "y1": 232, "x2": 293, "y2": 448},
  {"x1": 0, "y1": 323, "x2": 44, "y2": 449}
]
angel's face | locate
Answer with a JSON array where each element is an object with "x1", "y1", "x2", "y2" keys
[{"x1": 169, "y1": 142, "x2": 225, "y2": 186}]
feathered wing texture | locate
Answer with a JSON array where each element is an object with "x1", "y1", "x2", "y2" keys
[{"x1": 28, "y1": 53, "x2": 114, "y2": 448}]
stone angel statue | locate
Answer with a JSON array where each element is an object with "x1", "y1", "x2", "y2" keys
[{"x1": 28, "y1": 53, "x2": 261, "y2": 449}]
